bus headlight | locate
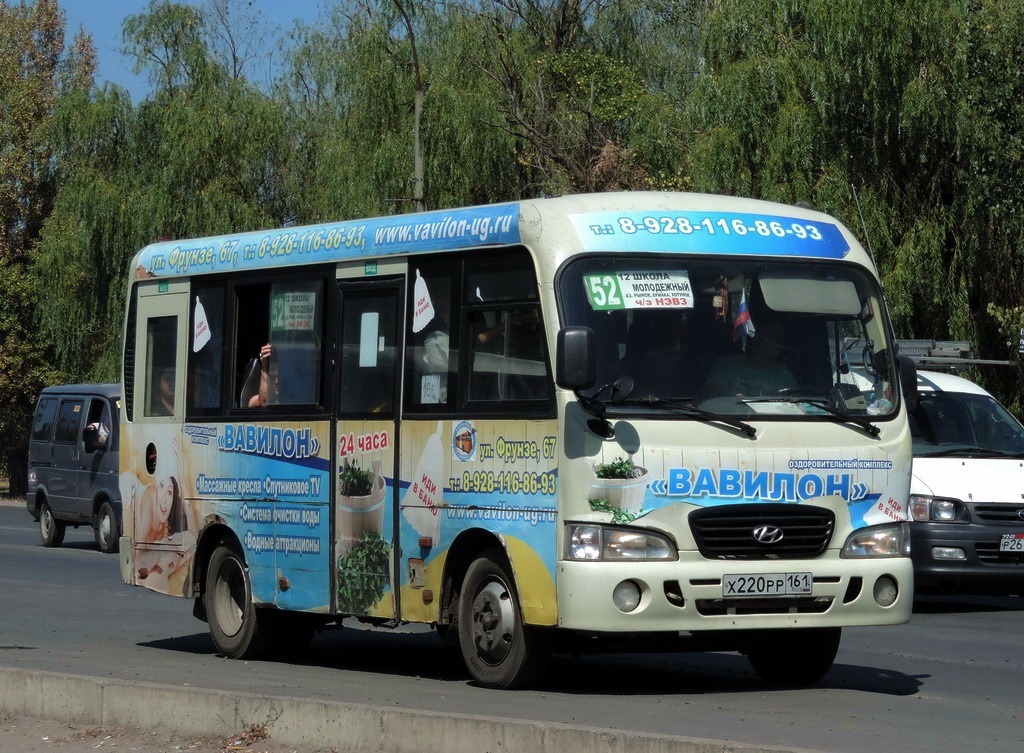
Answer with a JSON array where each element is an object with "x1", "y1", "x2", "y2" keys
[
  {"x1": 565, "y1": 524, "x2": 677, "y2": 561},
  {"x1": 841, "y1": 522, "x2": 910, "y2": 558}
]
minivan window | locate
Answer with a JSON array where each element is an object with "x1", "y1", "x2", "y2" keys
[
  {"x1": 53, "y1": 400, "x2": 84, "y2": 444},
  {"x1": 32, "y1": 397, "x2": 58, "y2": 441}
]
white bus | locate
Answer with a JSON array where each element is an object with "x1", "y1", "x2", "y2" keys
[{"x1": 119, "y1": 192, "x2": 917, "y2": 688}]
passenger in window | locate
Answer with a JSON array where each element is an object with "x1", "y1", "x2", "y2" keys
[
  {"x1": 152, "y1": 367, "x2": 176, "y2": 415},
  {"x1": 248, "y1": 343, "x2": 280, "y2": 408},
  {"x1": 86, "y1": 405, "x2": 112, "y2": 448}
]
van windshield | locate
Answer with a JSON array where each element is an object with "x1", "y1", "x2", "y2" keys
[
  {"x1": 557, "y1": 256, "x2": 898, "y2": 419},
  {"x1": 911, "y1": 391, "x2": 1024, "y2": 457}
]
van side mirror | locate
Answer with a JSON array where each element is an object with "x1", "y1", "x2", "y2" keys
[
  {"x1": 896, "y1": 354, "x2": 918, "y2": 413},
  {"x1": 556, "y1": 326, "x2": 596, "y2": 391}
]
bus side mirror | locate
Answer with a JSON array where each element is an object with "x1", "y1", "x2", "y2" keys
[
  {"x1": 896, "y1": 354, "x2": 918, "y2": 413},
  {"x1": 556, "y1": 326, "x2": 596, "y2": 391}
]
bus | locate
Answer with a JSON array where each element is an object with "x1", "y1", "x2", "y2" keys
[{"x1": 118, "y1": 192, "x2": 917, "y2": 689}]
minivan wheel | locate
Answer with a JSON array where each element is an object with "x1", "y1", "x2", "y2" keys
[
  {"x1": 95, "y1": 500, "x2": 119, "y2": 554},
  {"x1": 39, "y1": 501, "x2": 66, "y2": 548}
]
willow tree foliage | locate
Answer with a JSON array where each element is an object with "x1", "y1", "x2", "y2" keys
[
  {"x1": 685, "y1": 0, "x2": 1024, "y2": 408},
  {"x1": 0, "y1": 0, "x2": 93, "y2": 492},
  {"x1": 32, "y1": 0, "x2": 292, "y2": 383}
]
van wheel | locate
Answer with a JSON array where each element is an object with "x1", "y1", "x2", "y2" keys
[
  {"x1": 94, "y1": 501, "x2": 119, "y2": 554},
  {"x1": 204, "y1": 542, "x2": 273, "y2": 659},
  {"x1": 458, "y1": 548, "x2": 550, "y2": 689},
  {"x1": 745, "y1": 627, "x2": 841, "y2": 685},
  {"x1": 39, "y1": 502, "x2": 66, "y2": 548}
]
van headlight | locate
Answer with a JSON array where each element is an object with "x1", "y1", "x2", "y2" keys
[
  {"x1": 909, "y1": 494, "x2": 967, "y2": 523},
  {"x1": 565, "y1": 524, "x2": 677, "y2": 561},
  {"x1": 842, "y1": 522, "x2": 910, "y2": 558}
]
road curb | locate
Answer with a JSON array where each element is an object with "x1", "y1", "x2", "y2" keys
[{"x1": 0, "y1": 667, "x2": 820, "y2": 753}]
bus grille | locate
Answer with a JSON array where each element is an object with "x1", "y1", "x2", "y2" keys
[{"x1": 689, "y1": 504, "x2": 835, "y2": 559}]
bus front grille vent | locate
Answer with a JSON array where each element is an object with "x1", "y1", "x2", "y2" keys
[{"x1": 689, "y1": 504, "x2": 835, "y2": 560}]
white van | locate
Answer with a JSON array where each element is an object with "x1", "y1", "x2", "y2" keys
[
  {"x1": 26, "y1": 384, "x2": 122, "y2": 553},
  {"x1": 909, "y1": 371, "x2": 1024, "y2": 595}
]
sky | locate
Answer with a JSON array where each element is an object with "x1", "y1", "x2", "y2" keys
[{"x1": 58, "y1": 0, "x2": 329, "y2": 100}]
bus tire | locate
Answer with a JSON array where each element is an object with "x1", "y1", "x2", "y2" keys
[
  {"x1": 39, "y1": 501, "x2": 66, "y2": 548},
  {"x1": 94, "y1": 500, "x2": 119, "y2": 554},
  {"x1": 458, "y1": 548, "x2": 549, "y2": 689},
  {"x1": 745, "y1": 627, "x2": 841, "y2": 685},
  {"x1": 205, "y1": 543, "x2": 272, "y2": 659}
]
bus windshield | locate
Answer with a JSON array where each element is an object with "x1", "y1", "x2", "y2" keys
[{"x1": 558, "y1": 255, "x2": 898, "y2": 419}]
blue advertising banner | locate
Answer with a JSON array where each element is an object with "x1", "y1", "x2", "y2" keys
[
  {"x1": 570, "y1": 211, "x2": 850, "y2": 258},
  {"x1": 135, "y1": 204, "x2": 521, "y2": 278}
]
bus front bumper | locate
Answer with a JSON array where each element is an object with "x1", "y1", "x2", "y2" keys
[{"x1": 555, "y1": 555, "x2": 913, "y2": 632}]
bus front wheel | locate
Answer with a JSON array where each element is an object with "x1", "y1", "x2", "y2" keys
[
  {"x1": 458, "y1": 548, "x2": 549, "y2": 689},
  {"x1": 745, "y1": 627, "x2": 841, "y2": 685},
  {"x1": 205, "y1": 543, "x2": 272, "y2": 659}
]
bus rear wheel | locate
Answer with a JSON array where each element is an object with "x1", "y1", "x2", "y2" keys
[
  {"x1": 458, "y1": 548, "x2": 549, "y2": 689},
  {"x1": 745, "y1": 627, "x2": 841, "y2": 685},
  {"x1": 205, "y1": 542, "x2": 273, "y2": 659}
]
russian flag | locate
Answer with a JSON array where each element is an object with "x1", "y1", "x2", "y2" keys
[{"x1": 732, "y1": 289, "x2": 756, "y2": 348}]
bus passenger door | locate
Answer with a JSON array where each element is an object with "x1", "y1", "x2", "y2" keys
[
  {"x1": 334, "y1": 279, "x2": 403, "y2": 619},
  {"x1": 124, "y1": 284, "x2": 190, "y2": 594}
]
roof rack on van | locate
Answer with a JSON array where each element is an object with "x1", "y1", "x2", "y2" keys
[{"x1": 895, "y1": 339, "x2": 1014, "y2": 368}]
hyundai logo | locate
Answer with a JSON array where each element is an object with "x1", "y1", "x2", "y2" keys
[
  {"x1": 752, "y1": 525, "x2": 784, "y2": 544},
  {"x1": 1018, "y1": 509, "x2": 1024, "y2": 522}
]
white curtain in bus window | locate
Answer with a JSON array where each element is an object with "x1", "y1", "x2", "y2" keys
[
  {"x1": 269, "y1": 281, "x2": 322, "y2": 405},
  {"x1": 145, "y1": 316, "x2": 178, "y2": 417},
  {"x1": 188, "y1": 289, "x2": 224, "y2": 409}
]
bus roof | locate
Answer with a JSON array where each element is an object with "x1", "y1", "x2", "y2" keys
[{"x1": 129, "y1": 192, "x2": 867, "y2": 281}]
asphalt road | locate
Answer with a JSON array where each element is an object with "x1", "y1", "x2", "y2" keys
[{"x1": 2, "y1": 498, "x2": 1022, "y2": 753}]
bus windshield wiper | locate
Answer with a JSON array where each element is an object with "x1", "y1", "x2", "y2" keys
[
  {"x1": 628, "y1": 395, "x2": 757, "y2": 439},
  {"x1": 743, "y1": 395, "x2": 880, "y2": 438}
]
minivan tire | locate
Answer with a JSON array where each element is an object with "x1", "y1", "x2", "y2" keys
[
  {"x1": 95, "y1": 500, "x2": 119, "y2": 554},
  {"x1": 39, "y1": 501, "x2": 66, "y2": 548}
]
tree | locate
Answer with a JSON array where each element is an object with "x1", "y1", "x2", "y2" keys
[
  {"x1": 0, "y1": 0, "x2": 94, "y2": 493},
  {"x1": 32, "y1": 0, "x2": 292, "y2": 383},
  {"x1": 684, "y1": 0, "x2": 1024, "y2": 410}
]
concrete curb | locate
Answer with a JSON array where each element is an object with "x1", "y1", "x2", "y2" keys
[{"x1": 0, "y1": 667, "x2": 821, "y2": 753}]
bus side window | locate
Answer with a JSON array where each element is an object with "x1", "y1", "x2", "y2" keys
[
  {"x1": 188, "y1": 288, "x2": 224, "y2": 410},
  {"x1": 406, "y1": 271, "x2": 455, "y2": 411},
  {"x1": 464, "y1": 252, "x2": 551, "y2": 404},
  {"x1": 144, "y1": 316, "x2": 178, "y2": 417},
  {"x1": 234, "y1": 284, "x2": 271, "y2": 407}
]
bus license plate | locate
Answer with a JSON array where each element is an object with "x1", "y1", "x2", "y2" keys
[
  {"x1": 723, "y1": 573, "x2": 813, "y2": 597},
  {"x1": 999, "y1": 534, "x2": 1024, "y2": 552}
]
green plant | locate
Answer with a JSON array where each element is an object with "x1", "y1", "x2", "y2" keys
[
  {"x1": 594, "y1": 457, "x2": 644, "y2": 479},
  {"x1": 587, "y1": 498, "x2": 640, "y2": 524},
  {"x1": 339, "y1": 460, "x2": 374, "y2": 497},
  {"x1": 337, "y1": 531, "x2": 391, "y2": 614}
]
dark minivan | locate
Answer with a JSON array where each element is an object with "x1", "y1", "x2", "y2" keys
[{"x1": 26, "y1": 384, "x2": 121, "y2": 553}]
